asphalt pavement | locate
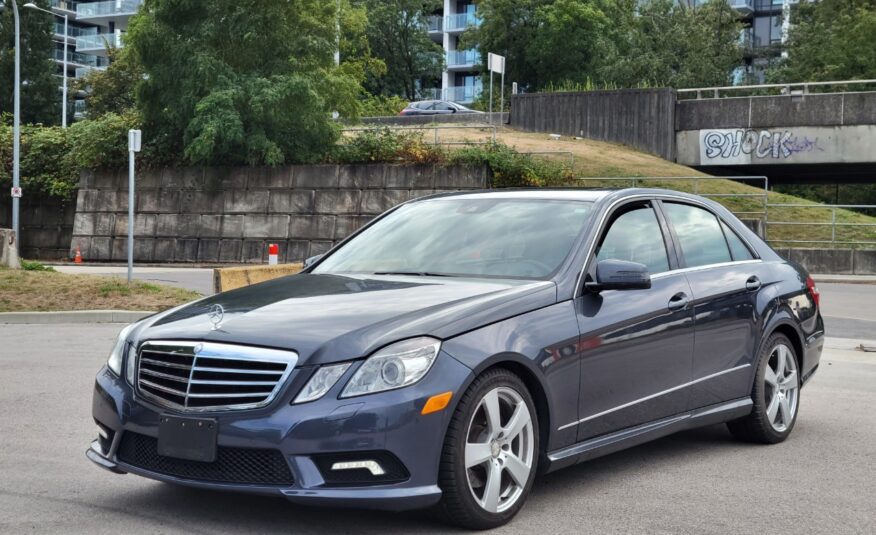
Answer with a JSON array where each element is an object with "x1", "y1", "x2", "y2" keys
[
  {"x1": 0, "y1": 324, "x2": 873, "y2": 534},
  {"x1": 52, "y1": 265, "x2": 216, "y2": 296}
]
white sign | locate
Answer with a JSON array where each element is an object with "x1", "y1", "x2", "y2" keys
[
  {"x1": 10, "y1": 186, "x2": 22, "y2": 198},
  {"x1": 487, "y1": 52, "x2": 505, "y2": 74},
  {"x1": 128, "y1": 129, "x2": 142, "y2": 153}
]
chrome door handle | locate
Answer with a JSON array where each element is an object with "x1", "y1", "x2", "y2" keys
[
  {"x1": 668, "y1": 292, "x2": 689, "y2": 311},
  {"x1": 746, "y1": 276, "x2": 762, "y2": 292}
]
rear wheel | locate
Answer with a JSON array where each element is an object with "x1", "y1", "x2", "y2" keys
[
  {"x1": 436, "y1": 368, "x2": 539, "y2": 530},
  {"x1": 728, "y1": 333, "x2": 801, "y2": 443}
]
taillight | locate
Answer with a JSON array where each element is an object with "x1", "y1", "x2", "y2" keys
[{"x1": 806, "y1": 275, "x2": 820, "y2": 308}]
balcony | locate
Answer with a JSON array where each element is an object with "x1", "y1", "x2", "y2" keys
[
  {"x1": 76, "y1": 32, "x2": 123, "y2": 54},
  {"x1": 427, "y1": 15, "x2": 443, "y2": 34},
  {"x1": 445, "y1": 13, "x2": 480, "y2": 32},
  {"x1": 49, "y1": 0, "x2": 77, "y2": 13},
  {"x1": 444, "y1": 85, "x2": 482, "y2": 104},
  {"x1": 53, "y1": 48, "x2": 110, "y2": 68},
  {"x1": 446, "y1": 49, "x2": 479, "y2": 69},
  {"x1": 75, "y1": 65, "x2": 105, "y2": 78},
  {"x1": 728, "y1": 0, "x2": 754, "y2": 15},
  {"x1": 76, "y1": 0, "x2": 142, "y2": 26},
  {"x1": 54, "y1": 23, "x2": 97, "y2": 39}
]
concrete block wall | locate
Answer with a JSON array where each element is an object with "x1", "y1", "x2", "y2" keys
[
  {"x1": 70, "y1": 164, "x2": 489, "y2": 264},
  {"x1": 773, "y1": 248, "x2": 876, "y2": 276},
  {"x1": 0, "y1": 195, "x2": 75, "y2": 260}
]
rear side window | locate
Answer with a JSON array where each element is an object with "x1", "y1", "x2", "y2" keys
[
  {"x1": 721, "y1": 221, "x2": 754, "y2": 261},
  {"x1": 596, "y1": 205, "x2": 670, "y2": 274},
  {"x1": 663, "y1": 203, "x2": 732, "y2": 268}
]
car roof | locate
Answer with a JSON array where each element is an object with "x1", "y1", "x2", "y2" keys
[{"x1": 411, "y1": 187, "x2": 722, "y2": 206}]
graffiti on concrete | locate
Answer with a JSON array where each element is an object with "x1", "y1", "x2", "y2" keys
[{"x1": 703, "y1": 129, "x2": 822, "y2": 160}]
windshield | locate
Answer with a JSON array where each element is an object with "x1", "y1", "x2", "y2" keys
[{"x1": 313, "y1": 198, "x2": 594, "y2": 279}]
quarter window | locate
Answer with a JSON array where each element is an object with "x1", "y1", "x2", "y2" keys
[
  {"x1": 721, "y1": 221, "x2": 754, "y2": 261},
  {"x1": 596, "y1": 205, "x2": 670, "y2": 274},
  {"x1": 663, "y1": 203, "x2": 732, "y2": 268}
]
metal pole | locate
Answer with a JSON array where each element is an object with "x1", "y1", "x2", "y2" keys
[
  {"x1": 12, "y1": 0, "x2": 21, "y2": 241},
  {"x1": 128, "y1": 149, "x2": 135, "y2": 283},
  {"x1": 499, "y1": 69, "x2": 504, "y2": 126},
  {"x1": 831, "y1": 208, "x2": 836, "y2": 246},
  {"x1": 489, "y1": 70, "x2": 493, "y2": 126},
  {"x1": 62, "y1": 13, "x2": 67, "y2": 128}
]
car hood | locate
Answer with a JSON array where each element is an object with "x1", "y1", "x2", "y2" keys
[{"x1": 132, "y1": 273, "x2": 556, "y2": 366}]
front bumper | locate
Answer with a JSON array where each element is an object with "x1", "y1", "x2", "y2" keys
[{"x1": 88, "y1": 351, "x2": 472, "y2": 511}]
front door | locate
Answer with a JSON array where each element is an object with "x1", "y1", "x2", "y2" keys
[{"x1": 573, "y1": 201, "x2": 695, "y2": 441}]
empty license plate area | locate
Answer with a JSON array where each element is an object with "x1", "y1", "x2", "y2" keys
[{"x1": 157, "y1": 415, "x2": 218, "y2": 462}]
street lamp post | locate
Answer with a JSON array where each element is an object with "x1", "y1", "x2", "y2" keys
[
  {"x1": 24, "y1": 2, "x2": 67, "y2": 128},
  {"x1": 0, "y1": 0, "x2": 23, "y2": 241}
]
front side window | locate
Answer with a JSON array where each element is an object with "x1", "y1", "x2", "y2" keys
[
  {"x1": 663, "y1": 203, "x2": 732, "y2": 268},
  {"x1": 314, "y1": 198, "x2": 594, "y2": 279},
  {"x1": 596, "y1": 204, "x2": 670, "y2": 274}
]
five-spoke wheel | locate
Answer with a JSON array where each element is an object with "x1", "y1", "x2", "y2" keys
[{"x1": 764, "y1": 343, "x2": 799, "y2": 433}]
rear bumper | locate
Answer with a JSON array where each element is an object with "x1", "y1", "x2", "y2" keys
[{"x1": 88, "y1": 352, "x2": 472, "y2": 511}]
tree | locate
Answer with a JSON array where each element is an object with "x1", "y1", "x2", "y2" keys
[
  {"x1": 767, "y1": 0, "x2": 876, "y2": 83},
  {"x1": 126, "y1": 0, "x2": 362, "y2": 166},
  {"x1": 74, "y1": 46, "x2": 143, "y2": 118},
  {"x1": 0, "y1": 0, "x2": 61, "y2": 124},
  {"x1": 361, "y1": 0, "x2": 444, "y2": 100},
  {"x1": 604, "y1": 0, "x2": 743, "y2": 89}
]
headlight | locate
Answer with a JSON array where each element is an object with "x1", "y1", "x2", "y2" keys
[
  {"x1": 106, "y1": 323, "x2": 136, "y2": 376},
  {"x1": 293, "y1": 363, "x2": 351, "y2": 403},
  {"x1": 341, "y1": 337, "x2": 441, "y2": 398}
]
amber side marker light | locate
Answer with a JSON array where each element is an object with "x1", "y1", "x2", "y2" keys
[{"x1": 422, "y1": 391, "x2": 453, "y2": 415}]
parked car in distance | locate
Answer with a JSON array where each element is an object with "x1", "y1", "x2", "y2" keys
[
  {"x1": 88, "y1": 189, "x2": 824, "y2": 530},
  {"x1": 399, "y1": 99, "x2": 482, "y2": 116}
]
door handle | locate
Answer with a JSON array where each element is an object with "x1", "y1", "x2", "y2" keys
[
  {"x1": 668, "y1": 292, "x2": 689, "y2": 311},
  {"x1": 746, "y1": 276, "x2": 762, "y2": 292}
]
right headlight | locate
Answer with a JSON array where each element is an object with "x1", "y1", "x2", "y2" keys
[{"x1": 340, "y1": 337, "x2": 441, "y2": 398}]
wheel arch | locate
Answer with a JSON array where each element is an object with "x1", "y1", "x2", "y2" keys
[{"x1": 765, "y1": 321, "x2": 804, "y2": 371}]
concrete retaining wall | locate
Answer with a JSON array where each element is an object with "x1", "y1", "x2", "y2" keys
[
  {"x1": 509, "y1": 89, "x2": 677, "y2": 160},
  {"x1": 0, "y1": 195, "x2": 75, "y2": 260},
  {"x1": 773, "y1": 248, "x2": 876, "y2": 275},
  {"x1": 70, "y1": 164, "x2": 489, "y2": 264}
]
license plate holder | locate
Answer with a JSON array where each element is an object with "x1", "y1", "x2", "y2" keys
[{"x1": 157, "y1": 415, "x2": 218, "y2": 462}]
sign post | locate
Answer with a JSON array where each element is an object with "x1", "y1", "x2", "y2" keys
[
  {"x1": 127, "y1": 129, "x2": 142, "y2": 283},
  {"x1": 487, "y1": 53, "x2": 505, "y2": 127}
]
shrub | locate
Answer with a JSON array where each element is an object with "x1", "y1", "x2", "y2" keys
[
  {"x1": 358, "y1": 95, "x2": 409, "y2": 117},
  {"x1": 20, "y1": 260, "x2": 55, "y2": 272}
]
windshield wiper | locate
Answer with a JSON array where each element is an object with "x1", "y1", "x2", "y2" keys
[{"x1": 372, "y1": 271, "x2": 455, "y2": 277}]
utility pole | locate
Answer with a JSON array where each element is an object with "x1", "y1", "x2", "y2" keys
[{"x1": 127, "y1": 130, "x2": 142, "y2": 283}]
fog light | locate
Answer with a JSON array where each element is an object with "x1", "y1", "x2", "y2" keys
[{"x1": 330, "y1": 460, "x2": 386, "y2": 476}]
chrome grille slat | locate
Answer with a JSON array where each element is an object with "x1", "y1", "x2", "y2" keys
[{"x1": 135, "y1": 341, "x2": 298, "y2": 412}]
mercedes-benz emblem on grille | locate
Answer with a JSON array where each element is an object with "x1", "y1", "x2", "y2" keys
[{"x1": 207, "y1": 304, "x2": 224, "y2": 330}]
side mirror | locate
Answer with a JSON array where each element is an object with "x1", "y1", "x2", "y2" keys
[
  {"x1": 303, "y1": 254, "x2": 323, "y2": 268},
  {"x1": 585, "y1": 259, "x2": 651, "y2": 293}
]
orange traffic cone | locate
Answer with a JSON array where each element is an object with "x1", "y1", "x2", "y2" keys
[{"x1": 74, "y1": 245, "x2": 83, "y2": 264}]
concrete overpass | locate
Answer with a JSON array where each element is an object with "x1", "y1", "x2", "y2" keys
[{"x1": 674, "y1": 81, "x2": 876, "y2": 183}]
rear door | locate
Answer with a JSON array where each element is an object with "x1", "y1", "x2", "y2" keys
[
  {"x1": 572, "y1": 200, "x2": 695, "y2": 441},
  {"x1": 658, "y1": 201, "x2": 767, "y2": 409}
]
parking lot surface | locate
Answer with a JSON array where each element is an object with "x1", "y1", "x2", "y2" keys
[{"x1": 0, "y1": 324, "x2": 874, "y2": 534}]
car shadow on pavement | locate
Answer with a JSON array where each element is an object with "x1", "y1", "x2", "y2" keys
[{"x1": 112, "y1": 424, "x2": 743, "y2": 534}]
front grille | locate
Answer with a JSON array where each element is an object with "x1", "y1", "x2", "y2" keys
[
  {"x1": 117, "y1": 431, "x2": 294, "y2": 486},
  {"x1": 136, "y1": 341, "x2": 298, "y2": 412}
]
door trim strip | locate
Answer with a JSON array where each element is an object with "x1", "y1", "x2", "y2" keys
[{"x1": 557, "y1": 364, "x2": 751, "y2": 431}]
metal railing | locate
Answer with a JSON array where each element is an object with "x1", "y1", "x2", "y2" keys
[
  {"x1": 678, "y1": 79, "x2": 876, "y2": 99},
  {"x1": 53, "y1": 49, "x2": 109, "y2": 67},
  {"x1": 49, "y1": 0, "x2": 78, "y2": 12},
  {"x1": 342, "y1": 124, "x2": 498, "y2": 145},
  {"x1": 76, "y1": 32, "x2": 123, "y2": 51},
  {"x1": 765, "y1": 204, "x2": 876, "y2": 247},
  {"x1": 426, "y1": 15, "x2": 443, "y2": 33}
]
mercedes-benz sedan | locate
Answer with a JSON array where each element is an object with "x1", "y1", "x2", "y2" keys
[{"x1": 88, "y1": 189, "x2": 823, "y2": 529}]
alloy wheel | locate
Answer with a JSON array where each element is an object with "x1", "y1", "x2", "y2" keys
[
  {"x1": 464, "y1": 386, "x2": 535, "y2": 514},
  {"x1": 764, "y1": 343, "x2": 799, "y2": 433}
]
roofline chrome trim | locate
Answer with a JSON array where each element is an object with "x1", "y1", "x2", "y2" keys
[
  {"x1": 650, "y1": 259, "x2": 763, "y2": 280},
  {"x1": 575, "y1": 193, "x2": 762, "y2": 295},
  {"x1": 557, "y1": 364, "x2": 751, "y2": 431}
]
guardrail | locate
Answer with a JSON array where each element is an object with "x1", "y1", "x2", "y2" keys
[
  {"x1": 341, "y1": 124, "x2": 498, "y2": 145},
  {"x1": 678, "y1": 79, "x2": 876, "y2": 100},
  {"x1": 765, "y1": 204, "x2": 876, "y2": 247}
]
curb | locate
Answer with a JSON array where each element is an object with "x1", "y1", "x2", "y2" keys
[
  {"x1": 0, "y1": 310, "x2": 155, "y2": 325},
  {"x1": 812, "y1": 275, "x2": 876, "y2": 285}
]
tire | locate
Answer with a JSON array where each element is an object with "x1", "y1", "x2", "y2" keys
[
  {"x1": 435, "y1": 368, "x2": 539, "y2": 530},
  {"x1": 727, "y1": 333, "x2": 801, "y2": 444}
]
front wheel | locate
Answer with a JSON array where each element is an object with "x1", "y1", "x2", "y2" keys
[
  {"x1": 436, "y1": 368, "x2": 539, "y2": 530},
  {"x1": 728, "y1": 333, "x2": 801, "y2": 443}
]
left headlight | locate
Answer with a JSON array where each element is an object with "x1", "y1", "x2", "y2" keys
[
  {"x1": 340, "y1": 337, "x2": 441, "y2": 398},
  {"x1": 106, "y1": 323, "x2": 136, "y2": 377}
]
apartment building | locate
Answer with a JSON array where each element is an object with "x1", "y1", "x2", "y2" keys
[
  {"x1": 427, "y1": 0, "x2": 482, "y2": 104},
  {"x1": 734, "y1": 0, "x2": 798, "y2": 83}
]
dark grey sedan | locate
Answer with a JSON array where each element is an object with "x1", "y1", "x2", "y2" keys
[
  {"x1": 398, "y1": 99, "x2": 482, "y2": 116},
  {"x1": 88, "y1": 189, "x2": 823, "y2": 530}
]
